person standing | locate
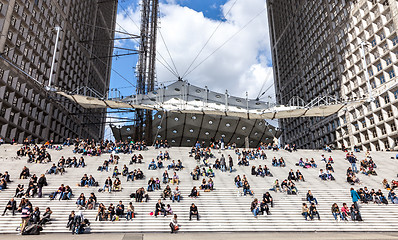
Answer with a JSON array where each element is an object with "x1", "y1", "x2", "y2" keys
[
  {"x1": 228, "y1": 155, "x2": 233, "y2": 173},
  {"x1": 350, "y1": 187, "x2": 360, "y2": 209},
  {"x1": 220, "y1": 155, "x2": 226, "y2": 172},
  {"x1": 37, "y1": 174, "x2": 47, "y2": 198},
  {"x1": 20, "y1": 204, "x2": 32, "y2": 233}
]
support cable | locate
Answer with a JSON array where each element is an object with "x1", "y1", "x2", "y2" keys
[
  {"x1": 158, "y1": 29, "x2": 180, "y2": 77},
  {"x1": 182, "y1": 0, "x2": 239, "y2": 78},
  {"x1": 185, "y1": 8, "x2": 266, "y2": 78}
]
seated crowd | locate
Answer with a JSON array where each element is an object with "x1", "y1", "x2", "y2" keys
[{"x1": 4, "y1": 136, "x2": 398, "y2": 235}]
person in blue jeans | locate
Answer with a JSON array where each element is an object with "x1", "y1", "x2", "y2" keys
[
  {"x1": 302, "y1": 203, "x2": 311, "y2": 220},
  {"x1": 147, "y1": 178, "x2": 155, "y2": 192},
  {"x1": 331, "y1": 203, "x2": 343, "y2": 221},
  {"x1": 172, "y1": 187, "x2": 181, "y2": 202},
  {"x1": 60, "y1": 185, "x2": 72, "y2": 200},
  {"x1": 251, "y1": 198, "x2": 260, "y2": 218},
  {"x1": 80, "y1": 174, "x2": 88, "y2": 187},
  {"x1": 48, "y1": 164, "x2": 57, "y2": 174},
  {"x1": 148, "y1": 159, "x2": 157, "y2": 170},
  {"x1": 243, "y1": 181, "x2": 253, "y2": 196},
  {"x1": 157, "y1": 159, "x2": 163, "y2": 169},
  {"x1": 235, "y1": 175, "x2": 242, "y2": 188},
  {"x1": 88, "y1": 175, "x2": 96, "y2": 186},
  {"x1": 167, "y1": 160, "x2": 176, "y2": 170},
  {"x1": 307, "y1": 190, "x2": 318, "y2": 205},
  {"x1": 310, "y1": 203, "x2": 320, "y2": 220},
  {"x1": 103, "y1": 177, "x2": 112, "y2": 193},
  {"x1": 76, "y1": 193, "x2": 85, "y2": 207},
  {"x1": 127, "y1": 171, "x2": 135, "y2": 182}
]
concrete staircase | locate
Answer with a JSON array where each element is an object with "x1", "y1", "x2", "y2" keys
[{"x1": 0, "y1": 145, "x2": 397, "y2": 233}]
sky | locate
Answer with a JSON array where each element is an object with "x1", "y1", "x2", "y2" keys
[{"x1": 104, "y1": 0, "x2": 275, "y2": 139}]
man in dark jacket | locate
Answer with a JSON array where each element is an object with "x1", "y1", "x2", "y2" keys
[
  {"x1": 189, "y1": 203, "x2": 199, "y2": 220},
  {"x1": 37, "y1": 174, "x2": 47, "y2": 198},
  {"x1": 2, "y1": 198, "x2": 16, "y2": 215},
  {"x1": 262, "y1": 192, "x2": 274, "y2": 207},
  {"x1": 116, "y1": 201, "x2": 125, "y2": 217},
  {"x1": 154, "y1": 199, "x2": 166, "y2": 217}
]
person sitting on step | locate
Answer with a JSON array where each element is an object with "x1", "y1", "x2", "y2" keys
[
  {"x1": 302, "y1": 203, "x2": 311, "y2": 221},
  {"x1": 319, "y1": 169, "x2": 327, "y2": 180},
  {"x1": 38, "y1": 207, "x2": 52, "y2": 225},
  {"x1": 296, "y1": 170, "x2": 305, "y2": 181},
  {"x1": 251, "y1": 198, "x2": 260, "y2": 218},
  {"x1": 310, "y1": 158, "x2": 317, "y2": 168},
  {"x1": 206, "y1": 166, "x2": 215, "y2": 177},
  {"x1": 148, "y1": 159, "x2": 157, "y2": 170},
  {"x1": 235, "y1": 175, "x2": 243, "y2": 188},
  {"x1": 172, "y1": 186, "x2": 181, "y2": 203},
  {"x1": 80, "y1": 174, "x2": 89, "y2": 187},
  {"x1": 262, "y1": 191, "x2": 274, "y2": 207},
  {"x1": 340, "y1": 203, "x2": 350, "y2": 221},
  {"x1": 86, "y1": 193, "x2": 97, "y2": 210},
  {"x1": 350, "y1": 203, "x2": 362, "y2": 221},
  {"x1": 103, "y1": 177, "x2": 112, "y2": 193},
  {"x1": 191, "y1": 167, "x2": 200, "y2": 181},
  {"x1": 288, "y1": 169, "x2": 296, "y2": 181},
  {"x1": 113, "y1": 178, "x2": 121, "y2": 192},
  {"x1": 147, "y1": 178, "x2": 156, "y2": 192},
  {"x1": 47, "y1": 164, "x2": 57, "y2": 174},
  {"x1": 189, "y1": 203, "x2": 199, "y2": 220},
  {"x1": 122, "y1": 165, "x2": 129, "y2": 176},
  {"x1": 260, "y1": 198, "x2": 271, "y2": 215},
  {"x1": 331, "y1": 203, "x2": 344, "y2": 221},
  {"x1": 167, "y1": 160, "x2": 176, "y2": 170},
  {"x1": 188, "y1": 186, "x2": 199, "y2": 198},
  {"x1": 154, "y1": 199, "x2": 166, "y2": 217},
  {"x1": 162, "y1": 185, "x2": 172, "y2": 200},
  {"x1": 326, "y1": 162, "x2": 334, "y2": 172},
  {"x1": 171, "y1": 172, "x2": 179, "y2": 185},
  {"x1": 157, "y1": 159, "x2": 163, "y2": 169},
  {"x1": 175, "y1": 160, "x2": 184, "y2": 171},
  {"x1": 116, "y1": 201, "x2": 124, "y2": 218},
  {"x1": 243, "y1": 181, "x2": 253, "y2": 196},
  {"x1": 163, "y1": 170, "x2": 170, "y2": 183},
  {"x1": 269, "y1": 179, "x2": 281, "y2": 192},
  {"x1": 76, "y1": 193, "x2": 86, "y2": 207},
  {"x1": 307, "y1": 190, "x2": 318, "y2": 205},
  {"x1": 310, "y1": 203, "x2": 320, "y2": 220}
]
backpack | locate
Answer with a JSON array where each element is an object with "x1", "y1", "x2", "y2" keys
[{"x1": 22, "y1": 224, "x2": 42, "y2": 235}]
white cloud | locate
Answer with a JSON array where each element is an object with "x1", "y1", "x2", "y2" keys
[{"x1": 116, "y1": 0, "x2": 275, "y2": 101}]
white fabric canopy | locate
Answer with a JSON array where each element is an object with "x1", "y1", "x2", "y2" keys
[{"x1": 56, "y1": 81, "x2": 362, "y2": 119}]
